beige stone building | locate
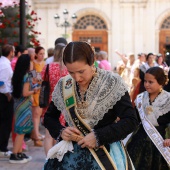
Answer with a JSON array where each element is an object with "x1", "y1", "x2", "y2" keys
[{"x1": 30, "y1": 0, "x2": 170, "y2": 68}]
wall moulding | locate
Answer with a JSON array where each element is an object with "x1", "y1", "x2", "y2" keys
[
  {"x1": 119, "y1": 0, "x2": 147, "y2": 8},
  {"x1": 119, "y1": 0, "x2": 148, "y2": 3},
  {"x1": 33, "y1": 0, "x2": 59, "y2": 9}
]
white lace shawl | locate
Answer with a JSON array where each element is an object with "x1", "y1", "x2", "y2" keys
[
  {"x1": 52, "y1": 68, "x2": 128, "y2": 128},
  {"x1": 137, "y1": 90, "x2": 170, "y2": 126}
]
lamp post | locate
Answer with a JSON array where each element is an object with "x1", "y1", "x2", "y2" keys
[
  {"x1": 20, "y1": 0, "x2": 26, "y2": 47},
  {"x1": 54, "y1": 9, "x2": 77, "y2": 39}
]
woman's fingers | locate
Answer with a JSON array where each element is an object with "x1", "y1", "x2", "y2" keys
[
  {"x1": 163, "y1": 139, "x2": 170, "y2": 147},
  {"x1": 61, "y1": 127, "x2": 81, "y2": 140},
  {"x1": 70, "y1": 127, "x2": 81, "y2": 135},
  {"x1": 78, "y1": 132, "x2": 96, "y2": 148}
]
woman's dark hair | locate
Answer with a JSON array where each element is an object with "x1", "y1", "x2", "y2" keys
[
  {"x1": 15, "y1": 45, "x2": 27, "y2": 56},
  {"x1": 54, "y1": 37, "x2": 67, "y2": 46},
  {"x1": 146, "y1": 53, "x2": 153, "y2": 61},
  {"x1": 63, "y1": 41, "x2": 95, "y2": 66},
  {"x1": 146, "y1": 67, "x2": 168, "y2": 86},
  {"x1": 12, "y1": 54, "x2": 30, "y2": 98},
  {"x1": 35, "y1": 46, "x2": 44, "y2": 59},
  {"x1": 139, "y1": 69, "x2": 146, "y2": 93}
]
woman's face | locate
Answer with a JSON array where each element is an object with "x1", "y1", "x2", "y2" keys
[
  {"x1": 36, "y1": 49, "x2": 45, "y2": 61},
  {"x1": 140, "y1": 54, "x2": 146, "y2": 62},
  {"x1": 65, "y1": 61, "x2": 94, "y2": 87},
  {"x1": 147, "y1": 55, "x2": 154, "y2": 64},
  {"x1": 144, "y1": 73, "x2": 162, "y2": 95},
  {"x1": 157, "y1": 56, "x2": 163, "y2": 65},
  {"x1": 129, "y1": 55, "x2": 135, "y2": 63}
]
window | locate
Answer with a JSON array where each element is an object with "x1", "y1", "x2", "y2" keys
[
  {"x1": 75, "y1": 15, "x2": 107, "y2": 30},
  {"x1": 161, "y1": 16, "x2": 170, "y2": 29}
]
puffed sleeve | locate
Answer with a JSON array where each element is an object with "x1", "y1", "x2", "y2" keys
[
  {"x1": 44, "y1": 101, "x2": 65, "y2": 139},
  {"x1": 94, "y1": 92, "x2": 139, "y2": 146}
]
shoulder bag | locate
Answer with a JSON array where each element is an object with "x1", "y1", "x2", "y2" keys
[{"x1": 39, "y1": 64, "x2": 50, "y2": 108}]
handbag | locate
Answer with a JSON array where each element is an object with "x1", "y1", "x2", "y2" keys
[{"x1": 39, "y1": 64, "x2": 50, "y2": 108}]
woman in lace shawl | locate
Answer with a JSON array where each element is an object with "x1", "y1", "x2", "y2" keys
[
  {"x1": 126, "y1": 67, "x2": 170, "y2": 170},
  {"x1": 43, "y1": 41, "x2": 138, "y2": 170}
]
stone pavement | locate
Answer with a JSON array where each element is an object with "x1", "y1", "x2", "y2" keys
[{"x1": 0, "y1": 126, "x2": 46, "y2": 170}]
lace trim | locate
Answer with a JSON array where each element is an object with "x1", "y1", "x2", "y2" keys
[
  {"x1": 52, "y1": 68, "x2": 128, "y2": 128},
  {"x1": 92, "y1": 129, "x2": 100, "y2": 147},
  {"x1": 137, "y1": 90, "x2": 170, "y2": 126},
  {"x1": 56, "y1": 128, "x2": 66, "y2": 142}
]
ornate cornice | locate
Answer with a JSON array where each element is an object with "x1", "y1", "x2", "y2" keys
[
  {"x1": 119, "y1": 0, "x2": 148, "y2": 7},
  {"x1": 119, "y1": 0, "x2": 148, "y2": 2},
  {"x1": 32, "y1": 0, "x2": 59, "y2": 9}
]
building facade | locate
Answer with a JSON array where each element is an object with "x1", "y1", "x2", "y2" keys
[{"x1": 31, "y1": 0, "x2": 170, "y2": 67}]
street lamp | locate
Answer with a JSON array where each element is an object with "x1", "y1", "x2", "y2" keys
[
  {"x1": 20, "y1": 0, "x2": 26, "y2": 47},
  {"x1": 54, "y1": 9, "x2": 77, "y2": 39}
]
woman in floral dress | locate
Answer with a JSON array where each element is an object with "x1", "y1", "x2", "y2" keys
[{"x1": 41, "y1": 43, "x2": 68, "y2": 156}]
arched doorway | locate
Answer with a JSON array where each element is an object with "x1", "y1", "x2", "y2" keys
[
  {"x1": 159, "y1": 16, "x2": 170, "y2": 56},
  {"x1": 72, "y1": 14, "x2": 108, "y2": 52}
]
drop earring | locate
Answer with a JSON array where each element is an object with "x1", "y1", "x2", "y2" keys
[
  {"x1": 92, "y1": 66, "x2": 97, "y2": 77},
  {"x1": 160, "y1": 87, "x2": 163, "y2": 93}
]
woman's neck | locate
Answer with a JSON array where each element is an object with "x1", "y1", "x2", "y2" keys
[
  {"x1": 78, "y1": 78, "x2": 93, "y2": 92},
  {"x1": 148, "y1": 62, "x2": 154, "y2": 67},
  {"x1": 35, "y1": 59, "x2": 43, "y2": 64},
  {"x1": 149, "y1": 91, "x2": 161, "y2": 103},
  {"x1": 78, "y1": 84, "x2": 89, "y2": 92}
]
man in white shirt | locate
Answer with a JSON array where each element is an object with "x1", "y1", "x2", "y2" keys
[
  {"x1": 0, "y1": 44, "x2": 14, "y2": 157},
  {"x1": 45, "y1": 37, "x2": 67, "y2": 65}
]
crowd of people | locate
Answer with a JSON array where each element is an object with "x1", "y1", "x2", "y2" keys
[
  {"x1": 0, "y1": 40, "x2": 170, "y2": 169},
  {"x1": 0, "y1": 37, "x2": 69, "y2": 164}
]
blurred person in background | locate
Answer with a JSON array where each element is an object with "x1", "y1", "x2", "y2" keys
[
  {"x1": 117, "y1": 51, "x2": 135, "y2": 92},
  {"x1": 31, "y1": 46, "x2": 45, "y2": 147},
  {"x1": 45, "y1": 37, "x2": 67, "y2": 65},
  {"x1": 19, "y1": 47, "x2": 36, "y2": 147},
  {"x1": 41, "y1": 43, "x2": 68, "y2": 156},
  {"x1": 11, "y1": 45, "x2": 28, "y2": 71},
  {"x1": 129, "y1": 53, "x2": 146, "y2": 106},
  {"x1": 98, "y1": 50, "x2": 112, "y2": 71},
  {"x1": 47, "y1": 48, "x2": 54, "y2": 58},
  {"x1": 140, "y1": 53, "x2": 158, "y2": 74},
  {"x1": 10, "y1": 54, "x2": 39, "y2": 163},
  {"x1": 11, "y1": 47, "x2": 32, "y2": 152},
  {"x1": 28, "y1": 48, "x2": 36, "y2": 71},
  {"x1": 0, "y1": 44, "x2": 14, "y2": 158}
]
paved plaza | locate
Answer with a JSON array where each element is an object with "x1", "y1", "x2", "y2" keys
[{"x1": 0, "y1": 126, "x2": 46, "y2": 170}]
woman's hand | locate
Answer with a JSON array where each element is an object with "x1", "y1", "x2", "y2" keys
[
  {"x1": 163, "y1": 139, "x2": 170, "y2": 147},
  {"x1": 30, "y1": 95, "x2": 34, "y2": 103},
  {"x1": 5, "y1": 93, "x2": 12, "y2": 102},
  {"x1": 61, "y1": 127, "x2": 81, "y2": 141},
  {"x1": 78, "y1": 132, "x2": 97, "y2": 149},
  {"x1": 33, "y1": 86, "x2": 40, "y2": 94}
]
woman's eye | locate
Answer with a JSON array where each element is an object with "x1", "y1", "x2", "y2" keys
[{"x1": 79, "y1": 71, "x2": 84, "y2": 74}]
